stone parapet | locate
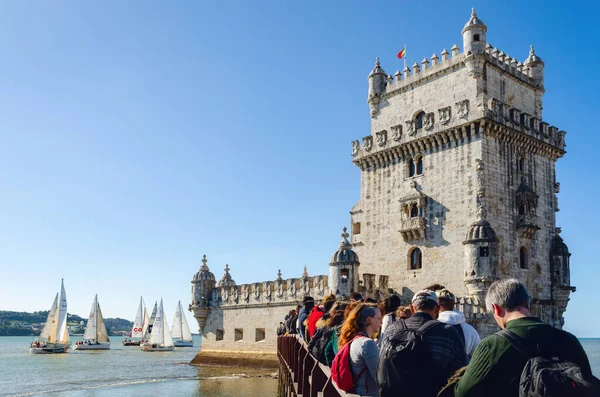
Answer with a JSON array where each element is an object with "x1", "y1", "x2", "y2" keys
[{"x1": 215, "y1": 275, "x2": 329, "y2": 308}]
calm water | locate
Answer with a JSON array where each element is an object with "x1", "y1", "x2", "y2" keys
[
  {"x1": 1, "y1": 336, "x2": 598, "y2": 396},
  {"x1": 0, "y1": 336, "x2": 277, "y2": 397}
]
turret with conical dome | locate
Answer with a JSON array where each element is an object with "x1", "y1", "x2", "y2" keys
[
  {"x1": 462, "y1": 8, "x2": 487, "y2": 56},
  {"x1": 190, "y1": 255, "x2": 216, "y2": 331},
  {"x1": 329, "y1": 227, "x2": 360, "y2": 298}
]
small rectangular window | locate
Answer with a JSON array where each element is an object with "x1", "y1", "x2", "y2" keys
[
  {"x1": 234, "y1": 328, "x2": 243, "y2": 341},
  {"x1": 216, "y1": 329, "x2": 224, "y2": 341},
  {"x1": 479, "y1": 247, "x2": 489, "y2": 257},
  {"x1": 473, "y1": 34, "x2": 480, "y2": 42},
  {"x1": 340, "y1": 268, "x2": 349, "y2": 283},
  {"x1": 352, "y1": 222, "x2": 361, "y2": 235},
  {"x1": 255, "y1": 328, "x2": 265, "y2": 342}
]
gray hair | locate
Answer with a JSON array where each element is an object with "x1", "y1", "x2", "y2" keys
[{"x1": 485, "y1": 279, "x2": 530, "y2": 312}]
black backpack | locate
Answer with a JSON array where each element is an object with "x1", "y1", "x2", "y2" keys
[
  {"x1": 377, "y1": 319, "x2": 441, "y2": 397},
  {"x1": 497, "y1": 329, "x2": 600, "y2": 397}
]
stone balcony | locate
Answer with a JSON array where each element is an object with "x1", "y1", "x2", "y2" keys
[
  {"x1": 399, "y1": 216, "x2": 426, "y2": 241},
  {"x1": 517, "y1": 214, "x2": 540, "y2": 239}
]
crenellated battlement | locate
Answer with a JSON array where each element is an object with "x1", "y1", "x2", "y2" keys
[
  {"x1": 215, "y1": 271, "x2": 330, "y2": 308},
  {"x1": 483, "y1": 44, "x2": 535, "y2": 86},
  {"x1": 382, "y1": 44, "x2": 466, "y2": 97}
]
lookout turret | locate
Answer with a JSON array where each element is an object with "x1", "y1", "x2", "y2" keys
[{"x1": 329, "y1": 227, "x2": 360, "y2": 299}]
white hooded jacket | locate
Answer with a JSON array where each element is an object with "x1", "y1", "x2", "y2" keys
[{"x1": 437, "y1": 310, "x2": 481, "y2": 358}]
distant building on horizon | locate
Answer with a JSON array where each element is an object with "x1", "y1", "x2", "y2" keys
[{"x1": 189, "y1": 8, "x2": 574, "y2": 358}]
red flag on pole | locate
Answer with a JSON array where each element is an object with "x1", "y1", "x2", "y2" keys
[{"x1": 397, "y1": 48, "x2": 406, "y2": 59}]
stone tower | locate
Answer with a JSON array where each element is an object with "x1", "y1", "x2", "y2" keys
[
  {"x1": 329, "y1": 227, "x2": 360, "y2": 298},
  {"x1": 349, "y1": 9, "x2": 573, "y2": 332}
]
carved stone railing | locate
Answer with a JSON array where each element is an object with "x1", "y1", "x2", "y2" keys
[
  {"x1": 277, "y1": 335, "x2": 364, "y2": 397},
  {"x1": 399, "y1": 216, "x2": 426, "y2": 241},
  {"x1": 516, "y1": 214, "x2": 540, "y2": 239}
]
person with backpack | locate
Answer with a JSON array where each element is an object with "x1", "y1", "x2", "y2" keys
[
  {"x1": 436, "y1": 288, "x2": 481, "y2": 359},
  {"x1": 298, "y1": 296, "x2": 314, "y2": 341},
  {"x1": 454, "y1": 278, "x2": 599, "y2": 397},
  {"x1": 331, "y1": 302, "x2": 382, "y2": 396},
  {"x1": 377, "y1": 289, "x2": 468, "y2": 397}
]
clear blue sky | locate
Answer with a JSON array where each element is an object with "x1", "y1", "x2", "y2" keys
[{"x1": 0, "y1": 1, "x2": 598, "y2": 336}]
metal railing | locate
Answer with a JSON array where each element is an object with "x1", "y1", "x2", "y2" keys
[{"x1": 277, "y1": 335, "x2": 363, "y2": 397}]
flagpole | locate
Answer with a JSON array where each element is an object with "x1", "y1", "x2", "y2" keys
[{"x1": 404, "y1": 45, "x2": 407, "y2": 70}]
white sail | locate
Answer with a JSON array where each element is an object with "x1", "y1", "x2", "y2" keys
[
  {"x1": 144, "y1": 302, "x2": 157, "y2": 338},
  {"x1": 39, "y1": 293, "x2": 58, "y2": 340},
  {"x1": 83, "y1": 295, "x2": 98, "y2": 340},
  {"x1": 50, "y1": 279, "x2": 69, "y2": 344},
  {"x1": 131, "y1": 297, "x2": 144, "y2": 338},
  {"x1": 96, "y1": 302, "x2": 110, "y2": 343},
  {"x1": 172, "y1": 301, "x2": 192, "y2": 342},
  {"x1": 171, "y1": 302, "x2": 183, "y2": 339},
  {"x1": 141, "y1": 303, "x2": 149, "y2": 337},
  {"x1": 180, "y1": 304, "x2": 193, "y2": 342},
  {"x1": 148, "y1": 300, "x2": 165, "y2": 345},
  {"x1": 163, "y1": 307, "x2": 174, "y2": 348}
]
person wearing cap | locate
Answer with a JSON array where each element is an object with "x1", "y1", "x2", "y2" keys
[
  {"x1": 378, "y1": 289, "x2": 468, "y2": 397},
  {"x1": 436, "y1": 288, "x2": 481, "y2": 359}
]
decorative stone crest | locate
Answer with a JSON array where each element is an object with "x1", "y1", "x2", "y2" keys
[
  {"x1": 438, "y1": 106, "x2": 451, "y2": 125},
  {"x1": 362, "y1": 136, "x2": 373, "y2": 152},
  {"x1": 540, "y1": 122, "x2": 550, "y2": 138},
  {"x1": 233, "y1": 287, "x2": 238, "y2": 302},
  {"x1": 243, "y1": 286, "x2": 250, "y2": 302},
  {"x1": 391, "y1": 124, "x2": 402, "y2": 141},
  {"x1": 351, "y1": 140, "x2": 360, "y2": 156},
  {"x1": 456, "y1": 100, "x2": 469, "y2": 119},
  {"x1": 253, "y1": 283, "x2": 261, "y2": 299},
  {"x1": 424, "y1": 113, "x2": 435, "y2": 130},
  {"x1": 522, "y1": 113, "x2": 531, "y2": 130},
  {"x1": 221, "y1": 288, "x2": 229, "y2": 302},
  {"x1": 265, "y1": 282, "x2": 272, "y2": 299},
  {"x1": 531, "y1": 118, "x2": 540, "y2": 134},
  {"x1": 510, "y1": 108, "x2": 521, "y2": 125},
  {"x1": 406, "y1": 120, "x2": 416, "y2": 136},
  {"x1": 489, "y1": 98, "x2": 498, "y2": 116},
  {"x1": 376, "y1": 130, "x2": 387, "y2": 147}
]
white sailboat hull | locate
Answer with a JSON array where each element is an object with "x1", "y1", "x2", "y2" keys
[
  {"x1": 29, "y1": 343, "x2": 69, "y2": 354},
  {"x1": 73, "y1": 342, "x2": 110, "y2": 350},
  {"x1": 142, "y1": 345, "x2": 175, "y2": 352},
  {"x1": 173, "y1": 340, "x2": 194, "y2": 347}
]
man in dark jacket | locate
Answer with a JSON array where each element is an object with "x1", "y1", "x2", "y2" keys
[
  {"x1": 378, "y1": 289, "x2": 468, "y2": 397},
  {"x1": 455, "y1": 278, "x2": 595, "y2": 397},
  {"x1": 298, "y1": 296, "x2": 314, "y2": 341}
]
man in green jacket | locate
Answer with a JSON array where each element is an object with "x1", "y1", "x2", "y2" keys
[{"x1": 454, "y1": 278, "x2": 594, "y2": 397}]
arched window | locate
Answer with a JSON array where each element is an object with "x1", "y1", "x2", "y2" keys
[
  {"x1": 410, "y1": 204, "x2": 419, "y2": 218},
  {"x1": 416, "y1": 156, "x2": 423, "y2": 175},
  {"x1": 410, "y1": 248, "x2": 422, "y2": 270},
  {"x1": 519, "y1": 247, "x2": 528, "y2": 269},
  {"x1": 416, "y1": 112, "x2": 425, "y2": 130},
  {"x1": 407, "y1": 158, "x2": 415, "y2": 177}
]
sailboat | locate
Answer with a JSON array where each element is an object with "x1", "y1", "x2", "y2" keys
[
  {"x1": 74, "y1": 294, "x2": 110, "y2": 350},
  {"x1": 142, "y1": 299, "x2": 174, "y2": 352},
  {"x1": 139, "y1": 301, "x2": 157, "y2": 348},
  {"x1": 29, "y1": 279, "x2": 70, "y2": 354},
  {"x1": 171, "y1": 301, "x2": 194, "y2": 347},
  {"x1": 123, "y1": 297, "x2": 147, "y2": 346}
]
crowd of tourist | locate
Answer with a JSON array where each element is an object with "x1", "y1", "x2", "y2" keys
[{"x1": 278, "y1": 279, "x2": 599, "y2": 397}]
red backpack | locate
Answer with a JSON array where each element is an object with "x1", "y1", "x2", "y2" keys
[{"x1": 331, "y1": 335, "x2": 369, "y2": 393}]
